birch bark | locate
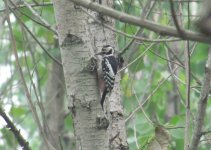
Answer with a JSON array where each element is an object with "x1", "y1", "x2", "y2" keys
[{"x1": 53, "y1": 0, "x2": 128, "y2": 149}]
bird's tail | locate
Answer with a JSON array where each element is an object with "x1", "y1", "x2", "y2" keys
[{"x1": 101, "y1": 88, "x2": 108, "y2": 110}]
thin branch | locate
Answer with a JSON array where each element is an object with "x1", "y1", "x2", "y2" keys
[
  {"x1": 22, "y1": 1, "x2": 57, "y2": 35},
  {"x1": 184, "y1": 42, "x2": 191, "y2": 150},
  {"x1": 119, "y1": 0, "x2": 156, "y2": 56},
  {"x1": 125, "y1": 66, "x2": 175, "y2": 123},
  {"x1": 119, "y1": 28, "x2": 143, "y2": 55},
  {"x1": 185, "y1": 2, "x2": 191, "y2": 148},
  {"x1": 21, "y1": 25, "x2": 43, "y2": 102},
  {"x1": 0, "y1": 106, "x2": 30, "y2": 150},
  {"x1": 165, "y1": 126, "x2": 185, "y2": 130},
  {"x1": 15, "y1": 7, "x2": 57, "y2": 35},
  {"x1": 163, "y1": 0, "x2": 202, "y2": 2},
  {"x1": 169, "y1": 0, "x2": 185, "y2": 38},
  {"x1": 189, "y1": 48, "x2": 211, "y2": 150},
  {"x1": 133, "y1": 121, "x2": 140, "y2": 149},
  {"x1": 146, "y1": 9, "x2": 200, "y2": 18},
  {"x1": 149, "y1": 48, "x2": 183, "y2": 67},
  {"x1": 146, "y1": 0, "x2": 203, "y2": 2},
  {"x1": 118, "y1": 43, "x2": 155, "y2": 73},
  {"x1": 3, "y1": 1, "x2": 56, "y2": 149},
  {"x1": 81, "y1": 8, "x2": 180, "y2": 43},
  {"x1": 69, "y1": 0, "x2": 211, "y2": 44},
  {"x1": 164, "y1": 43, "x2": 202, "y2": 85},
  {"x1": 0, "y1": 2, "x2": 53, "y2": 13},
  {"x1": 201, "y1": 130, "x2": 211, "y2": 136},
  {"x1": 21, "y1": 31, "x2": 61, "y2": 149},
  {"x1": 132, "y1": 87, "x2": 153, "y2": 126},
  {"x1": 8, "y1": 1, "x2": 62, "y2": 66}
]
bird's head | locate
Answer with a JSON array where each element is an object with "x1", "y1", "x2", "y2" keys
[{"x1": 95, "y1": 45, "x2": 114, "y2": 56}]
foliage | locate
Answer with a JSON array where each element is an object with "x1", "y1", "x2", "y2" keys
[{"x1": 0, "y1": 0, "x2": 210, "y2": 150}]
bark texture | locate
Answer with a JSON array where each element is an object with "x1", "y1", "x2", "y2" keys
[
  {"x1": 52, "y1": 0, "x2": 128, "y2": 149},
  {"x1": 85, "y1": 0, "x2": 128, "y2": 149},
  {"x1": 189, "y1": 49, "x2": 211, "y2": 150},
  {"x1": 53, "y1": 1, "x2": 108, "y2": 150},
  {"x1": 41, "y1": 56, "x2": 65, "y2": 150}
]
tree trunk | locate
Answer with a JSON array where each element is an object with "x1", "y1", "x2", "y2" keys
[
  {"x1": 41, "y1": 56, "x2": 65, "y2": 150},
  {"x1": 52, "y1": 0, "x2": 128, "y2": 149}
]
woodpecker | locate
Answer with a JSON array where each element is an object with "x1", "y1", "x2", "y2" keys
[{"x1": 95, "y1": 45, "x2": 118, "y2": 109}]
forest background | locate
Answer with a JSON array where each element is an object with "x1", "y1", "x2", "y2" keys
[{"x1": 0, "y1": 0, "x2": 211, "y2": 150}]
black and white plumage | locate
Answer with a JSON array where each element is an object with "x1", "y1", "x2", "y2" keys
[{"x1": 96, "y1": 45, "x2": 118, "y2": 109}]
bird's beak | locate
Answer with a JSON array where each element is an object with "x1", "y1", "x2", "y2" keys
[{"x1": 95, "y1": 52, "x2": 103, "y2": 56}]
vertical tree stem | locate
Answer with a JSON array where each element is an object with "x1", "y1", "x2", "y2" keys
[
  {"x1": 189, "y1": 49, "x2": 211, "y2": 150},
  {"x1": 184, "y1": 1, "x2": 191, "y2": 149}
]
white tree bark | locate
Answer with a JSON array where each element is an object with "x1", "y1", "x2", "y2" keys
[{"x1": 52, "y1": 0, "x2": 128, "y2": 149}]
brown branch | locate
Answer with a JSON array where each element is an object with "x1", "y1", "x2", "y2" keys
[
  {"x1": 184, "y1": 2, "x2": 191, "y2": 149},
  {"x1": 0, "y1": 2, "x2": 53, "y2": 13},
  {"x1": 22, "y1": 1, "x2": 57, "y2": 35},
  {"x1": 189, "y1": 48, "x2": 211, "y2": 150},
  {"x1": 125, "y1": 66, "x2": 174, "y2": 123},
  {"x1": 14, "y1": 5, "x2": 57, "y2": 35},
  {"x1": 120, "y1": 0, "x2": 156, "y2": 55},
  {"x1": 81, "y1": 8, "x2": 180, "y2": 43},
  {"x1": 148, "y1": 49, "x2": 183, "y2": 67},
  {"x1": 0, "y1": 107, "x2": 30, "y2": 150},
  {"x1": 184, "y1": 42, "x2": 191, "y2": 150},
  {"x1": 164, "y1": 43, "x2": 202, "y2": 85},
  {"x1": 69, "y1": 0, "x2": 211, "y2": 44},
  {"x1": 201, "y1": 130, "x2": 211, "y2": 136},
  {"x1": 8, "y1": 0, "x2": 62, "y2": 66},
  {"x1": 0, "y1": 106, "x2": 30, "y2": 150},
  {"x1": 169, "y1": 0, "x2": 185, "y2": 38},
  {"x1": 4, "y1": 0, "x2": 56, "y2": 149},
  {"x1": 118, "y1": 42, "x2": 155, "y2": 73}
]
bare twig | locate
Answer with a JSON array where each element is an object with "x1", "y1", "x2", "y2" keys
[
  {"x1": 189, "y1": 48, "x2": 211, "y2": 150},
  {"x1": 0, "y1": 2, "x2": 53, "y2": 13},
  {"x1": 118, "y1": 43, "x2": 155, "y2": 73},
  {"x1": 69, "y1": 0, "x2": 211, "y2": 44},
  {"x1": 21, "y1": 29, "x2": 59, "y2": 149},
  {"x1": 119, "y1": 0, "x2": 156, "y2": 56},
  {"x1": 3, "y1": 1, "x2": 56, "y2": 149},
  {"x1": 81, "y1": 8, "x2": 180, "y2": 43},
  {"x1": 184, "y1": 2, "x2": 191, "y2": 148},
  {"x1": 184, "y1": 42, "x2": 191, "y2": 150},
  {"x1": 125, "y1": 68, "x2": 174, "y2": 123},
  {"x1": 169, "y1": 0, "x2": 185, "y2": 38},
  {"x1": 8, "y1": 1, "x2": 62, "y2": 66},
  {"x1": 125, "y1": 43, "x2": 199, "y2": 123},
  {"x1": 132, "y1": 87, "x2": 153, "y2": 126},
  {"x1": 201, "y1": 130, "x2": 211, "y2": 136},
  {"x1": 149, "y1": 48, "x2": 183, "y2": 67},
  {"x1": 0, "y1": 106, "x2": 30, "y2": 150},
  {"x1": 165, "y1": 126, "x2": 185, "y2": 130},
  {"x1": 133, "y1": 121, "x2": 140, "y2": 149},
  {"x1": 164, "y1": 43, "x2": 202, "y2": 85},
  {"x1": 15, "y1": 8, "x2": 57, "y2": 35},
  {"x1": 22, "y1": 1, "x2": 57, "y2": 35}
]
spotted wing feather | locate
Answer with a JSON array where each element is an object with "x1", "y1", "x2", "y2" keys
[{"x1": 102, "y1": 56, "x2": 118, "y2": 92}]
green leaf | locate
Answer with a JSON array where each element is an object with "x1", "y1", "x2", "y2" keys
[
  {"x1": 1, "y1": 127, "x2": 17, "y2": 148},
  {"x1": 64, "y1": 115, "x2": 74, "y2": 132},
  {"x1": 10, "y1": 106, "x2": 27, "y2": 119}
]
